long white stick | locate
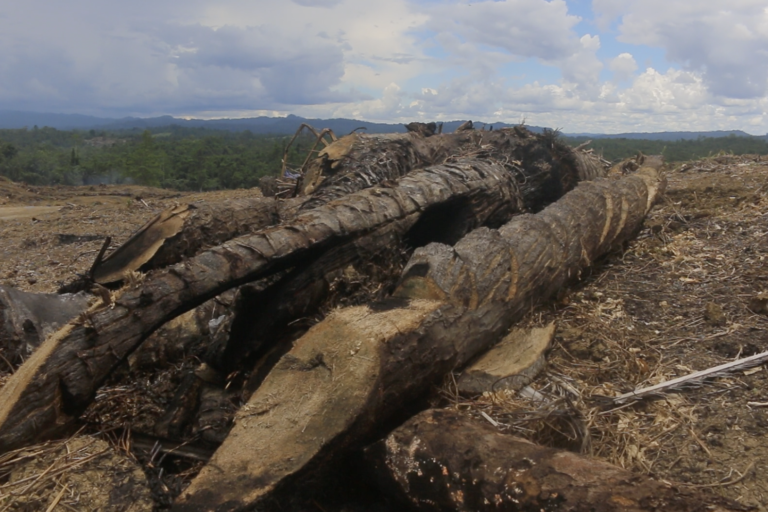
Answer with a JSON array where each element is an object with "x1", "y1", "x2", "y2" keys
[{"x1": 612, "y1": 350, "x2": 768, "y2": 405}]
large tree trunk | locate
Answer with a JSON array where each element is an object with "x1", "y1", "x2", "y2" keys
[
  {"x1": 369, "y1": 409, "x2": 746, "y2": 512},
  {"x1": 172, "y1": 164, "x2": 664, "y2": 511},
  {"x1": 299, "y1": 127, "x2": 602, "y2": 211},
  {"x1": 215, "y1": 133, "x2": 600, "y2": 375},
  {"x1": 0, "y1": 154, "x2": 531, "y2": 454},
  {"x1": 77, "y1": 197, "x2": 288, "y2": 286}
]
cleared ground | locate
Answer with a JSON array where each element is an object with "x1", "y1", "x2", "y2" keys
[{"x1": 1, "y1": 155, "x2": 768, "y2": 509}]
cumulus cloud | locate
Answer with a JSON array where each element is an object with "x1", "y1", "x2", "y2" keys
[
  {"x1": 557, "y1": 34, "x2": 604, "y2": 98},
  {"x1": 609, "y1": 53, "x2": 638, "y2": 82},
  {"x1": 425, "y1": 0, "x2": 581, "y2": 61},
  {"x1": 0, "y1": 0, "x2": 424, "y2": 114},
  {"x1": 593, "y1": 0, "x2": 768, "y2": 99},
  {"x1": 0, "y1": 0, "x2": 766, "y2": 133}
]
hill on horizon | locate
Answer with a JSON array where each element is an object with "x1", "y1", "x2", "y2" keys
[{"x1": 0, "y1": 110, "x2": 762, "y2": 141}]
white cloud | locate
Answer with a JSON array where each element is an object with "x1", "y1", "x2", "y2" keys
[
  {"x1": 0, "y1": 0, "x2": 766, "y2": 134},
  {"x1": 426, "y1": 0, "x2": 581, "y2": 61},
  {"x1": 593, "y1": 0, "x2": 768, "y2": 99},
  {"x1": 608, "y1": 53, "x2": 638, "y2": 82},
  {"x1": 557, "y1": 34, "x2": 604, "y2": 98}
]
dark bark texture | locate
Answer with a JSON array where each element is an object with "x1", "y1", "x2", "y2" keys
[
  {"x1": 88, "y1": 197, "x2": 287, "y2": 285},
  {"x1": 173, "y1": 165, "x2": 664, "y2": 511},
  {"x1": 369, "y1": 409, "x2": 747, "y2": 512},
  {"x1": 215, "y1": 130, "x2": 597, "y2": 374},
  {"x1": 299, "y1": 127, "x2": 604, "y2": 211}
]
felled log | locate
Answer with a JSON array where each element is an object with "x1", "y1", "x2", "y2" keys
[
  {"x1": 0, "y1": 154, "x2": 529, "y2": 454},
  {"x1": 173, "y1": 163, "x2": 664, "y2": 510},
  {"x1": 216, "y1": 132, "x2": 598, "y2": 374},
  {"x1": 369, "y1": 409, "x2": 747, "y2": 512},
  {"x1": 81, "y1": 128, "x2": 603, "y2": 286},
  {"x1": 0, "y1": 286, "x2": 90, "y2": 368},
  {"x1": 299, "y1": 127, "x2": 601, "y2": 210}
]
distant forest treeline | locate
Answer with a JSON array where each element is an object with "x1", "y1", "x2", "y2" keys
[{"x1": 0, "y1": 125, "x2": 766, "y2": 190}]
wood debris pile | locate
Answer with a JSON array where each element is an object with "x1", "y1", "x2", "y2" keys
[{"x1": 3, "y1": 125, "x2": 757, "y2": 511}]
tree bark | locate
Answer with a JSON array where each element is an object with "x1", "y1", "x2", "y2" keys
[
  {"x1": 216, "y1": 134, "x2": 597, "y2": 375},
  {"x1": 81, "y1": 197, "x2": 292, "y2": 286},
  {"x1": 172, "y1": 164, "x2": 664, "y2": 511},
  {"x1": 80, "y1": 128, "x2": 604, "y2": 288},
  {"x1": 368, "y1": 409, "x2": 747, "y2": 512},
  {"x1": 0, "y1": 155, "x2": 526, "y2": 454},
  {"x1": 299, "y1": 127, "x2": 603, "y2": 211}
]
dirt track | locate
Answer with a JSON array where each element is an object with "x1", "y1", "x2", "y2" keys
[{"x1": 0, "y1": 206, "x2": 61, "y2": 220}]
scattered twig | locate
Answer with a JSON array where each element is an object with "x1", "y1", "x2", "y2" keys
[
  {"x1": 44, "y1": 484, "x2": 68, "y2": 512},
  {"x1": 682, "y1": 461, "x2": 755, "y2": 488},
  {"x1": 608, "y1": 350, "x2": 768, "y2": 405},
  {"x1": 480, "y1": 411, "x2": 499, "y2": 428}
]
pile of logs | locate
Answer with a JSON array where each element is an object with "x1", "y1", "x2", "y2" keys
[{"x1": 1, "y1": 124, "x2": 735, "y2": 511}]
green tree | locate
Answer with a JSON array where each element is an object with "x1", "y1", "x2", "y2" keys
[{"x1": 124, "y1": 130, "x2": 167, "y2": 186}]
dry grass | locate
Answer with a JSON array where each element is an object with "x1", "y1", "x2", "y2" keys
[{"x1": 0, "y1": 431, "x2": 153, "y2": 511}]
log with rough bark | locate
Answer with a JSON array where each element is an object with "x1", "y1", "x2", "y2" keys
[
  {"x1": 79, "y1": 197, "x2": 285, "y2": 286},
  {"x1": 173, "y1": 163, "x2": 664, "y2": 511},
  {"x1": 369, "y1": 409, "x2": 747, "y2": 512},
  {"x1": 299, "y1": 127, "x2": 603, "y2": 210},
  {"x1": 0, "y1": 153, "x2": 530, "y2": 454},
  {"x1": 215, "y1": 131, "x2": 601, "y2": 374},
  {"x1": 80, "y1": 127, "x2": 603, "y2": 286}
]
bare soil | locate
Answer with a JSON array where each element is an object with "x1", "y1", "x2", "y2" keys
[
  {"x1": 1, "y1": 155, "x2": 767, "y2": 509},
  {"x1": 0, "y1": 178, "x2": 262, "y2": 293}
]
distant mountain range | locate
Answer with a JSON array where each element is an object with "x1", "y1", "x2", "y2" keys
[{"x1": 0, "y1": 110, "x2": 762, "y2": 141}]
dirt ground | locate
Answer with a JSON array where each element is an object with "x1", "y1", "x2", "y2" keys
[
  {"x1": 0, "y1": 176, "x2": 262, "y2": 293},
  {"x1": 1, "y1": 155, "x2": 768, "y2": 509}
]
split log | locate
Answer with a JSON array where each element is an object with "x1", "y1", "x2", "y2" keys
[
  {"x1": 0, "y1": 286, "x2": 90, "y2": 368},
  {"x1": 368, "y1": 409, "x2": 747, "y2": 512},
  {"x1": 457, "y1": 322, "x2": 554, "y2": 395},
  {"x1": 173, "y1": 163, "x2": 664, "y2": 510},
  {"x1": 80, "y1": 197, "x2": 285, "y2": 286},
  {"x1": 0, "y1": 154, "x2": 527, "y2": 454}
]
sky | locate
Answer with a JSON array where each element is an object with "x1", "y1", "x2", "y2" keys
[{"x1": 1, "y1": 0, "x2": 767, "y2": 134}]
